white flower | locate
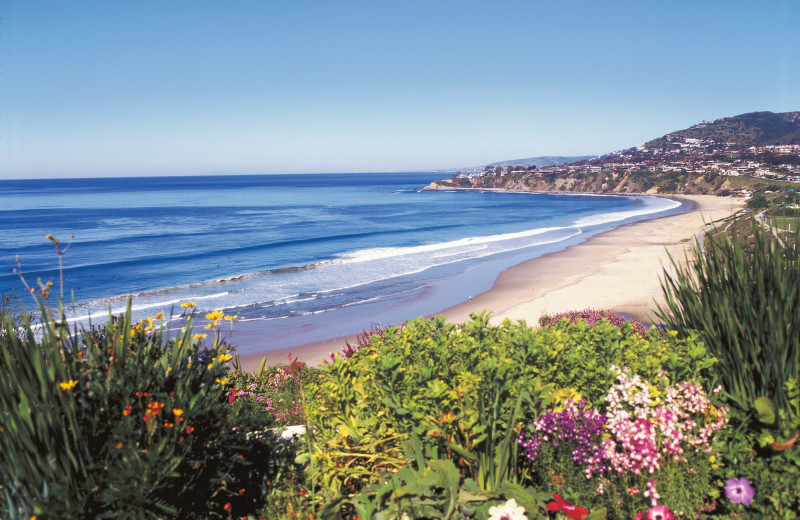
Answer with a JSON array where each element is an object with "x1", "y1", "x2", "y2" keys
[{"x1": 488, "y1": 498, "x2": 528, "y2": 520}]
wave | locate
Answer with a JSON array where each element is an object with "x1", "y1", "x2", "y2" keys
[
  {"x1": 340, "y1": 226, "x2": 570, "y2": 263},
  {"x1": 57, "y1": 194, "x2": 682, "y2": 328},
  {"x1": 571, "y1": 197, "x2": 681, "y2": 227}
]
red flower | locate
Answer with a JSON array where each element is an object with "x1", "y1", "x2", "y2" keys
[{"x1": 546, "y1": 494, "x2": 589, "y2": 520}]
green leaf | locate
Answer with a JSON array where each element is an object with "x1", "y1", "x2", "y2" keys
[
  {"x1": 586, "y1": 507, "x2": 608, "y2": 520},
  {"x1": 755, "y1": 395, "x2": 779, "y2": 426},
  {"x1": 494, "y1": 482, "x2": 537, "y2": 519}
]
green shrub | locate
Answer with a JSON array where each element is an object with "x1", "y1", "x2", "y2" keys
[
  {"x1": 301, "y1": 313, "x2": 717, "y2": 511},
  {"x1": 0, "y1": 299, "x2": 280, "y2": 519},
  {"x1": 655, "y1": 219, "x2": 800, "y2": 412}
]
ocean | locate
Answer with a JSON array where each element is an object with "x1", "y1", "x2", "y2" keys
[{"x1": 0, "y1": 173, "x2": 684, "y2": 353}]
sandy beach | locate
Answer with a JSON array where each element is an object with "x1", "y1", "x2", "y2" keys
[{"x1": 239, "y1": 194, "x2": 745, "y2": 371}]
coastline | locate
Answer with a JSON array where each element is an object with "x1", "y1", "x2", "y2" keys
[{"x1": 238, "y1": 194, "x2": 745, "y2": 371}]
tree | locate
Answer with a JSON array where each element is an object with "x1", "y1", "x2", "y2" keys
[{"x1": 748, "y1": 194, "x2": 768, "y2": 210}]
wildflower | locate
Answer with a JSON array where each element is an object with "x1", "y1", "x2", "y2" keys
[
  {"x1": 155, "y1": 311, "x2": 163, "y2": 319},
  {"x1": 59, "y1": 380, "x2": 78, "y2": 391},
  {"x1": 193, "y1": 333, "x2": 207, "y2": 339},
  {"x1": 218, "y1": 353, "x2": 233, "y2": 362},
  {"x1": 634, "y1": 505, "x2": 675, "y2": 520},
  {"x1": 185, "y1": 426, "x2": 195, "y2": 434},
  {"x1": 224, "y1": 314, "x2": 237, "y2": 321},
  {"x1": 181, "y1": 301, "x2": 196, "y2": 308},
  {"x1": 488, "y1": 498, "x2": 527, "y2": 520},
  {"x1": 116, "y1": 442, "x2": 123, "y2": 449},
  {"x1": 216, "y1": 378, "x2": 228, "y2": 385},
  {"x1": 173, "y1": 408, "x2": 184, "y2": 417},
  {"x1": 644, "y1": 480, "x2": 661, "y2": 507},
  {"x1": 122, "y1": 405, "x2": 132, "y2": 416},
  {"x1": 545, "y1": 494, "x2": 589, "y2": 520},
  {"x1": 205, "y1": 310, "x2": 224, "y2": 321},
  {"x1": 724, "y1": 477, "x2": 755, "y2": 506}
]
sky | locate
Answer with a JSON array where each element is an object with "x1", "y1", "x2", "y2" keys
[{"x1": 1, "y1": 1, "x2": 799, "y2": 179}]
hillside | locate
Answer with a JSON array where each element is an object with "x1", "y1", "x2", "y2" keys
[
  {"x1": 646, "y1": 111, "x2": 800, "y2": 148},
  {"x1": 430, "y1": 111, "x2": 800, "y2": 197}
]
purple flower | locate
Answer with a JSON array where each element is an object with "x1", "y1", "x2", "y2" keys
[{"x1": 724, "y1": 477, "x2": 755, "y2": 506}]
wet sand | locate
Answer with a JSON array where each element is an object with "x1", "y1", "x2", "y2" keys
[{"x1": 238, "y1": 194, "x2": 745, "y2": 371}]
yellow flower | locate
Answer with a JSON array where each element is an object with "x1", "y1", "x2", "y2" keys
[
  {"x1": 216, "y1": 378, "x2": 228, "y2": 386},
  {"x1": 224, "y1": 314, "x2": 238, "y2": 321},
  {"x1": 193, "y1": 333, "x2": 208, "y2": 339},
  {"x1": 173, "y1": 408, "x2": 184, "y2": 417},
  {"x1": 204, "y1": 323, "x2": 215, "y2": 329},
  {"x1": 218, "y1": 353, "x2": 233, "y2": 362},
  {"x1": 181, "y1": 301, "x2": 196, "y2": 308},
  {"x1": 59, "y1": 380, "x2": 78, "y2": 391},
  {"x1": 205, "y1": 310, "x2": 224, "y2": 321}
]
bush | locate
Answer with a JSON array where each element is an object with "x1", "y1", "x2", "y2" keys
[
  {"x1": 655, "y1": 219, "x2": 800, "y2": 412},
  {"x1": 539, "y1": 308, "x2": 648, "y2": 336},
  {"x1": 301, "y1": 313, "x2": 717, "y2": 514},
  {"x1": 519, "y1": 369, "x2": 728, "y2": 519},
  {"x1": 227, "y1": 357, "x2": 315, "y2": 426},
  {"x1": 0, "y1": 299, "x2": 281, "y2": 519}
]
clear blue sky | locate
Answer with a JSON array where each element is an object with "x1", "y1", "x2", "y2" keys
[{"x1": 2, "y1": 1, "x2": 798, "y2": 179}]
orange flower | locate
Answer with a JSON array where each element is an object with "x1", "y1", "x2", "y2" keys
[
  {"x1": 173, "y1": 408, "x2": 184, "y2": 417},
  {"x1": 116, "y1": 442, "x2": 123, "y2": 449},
  {"x1": 223, "y1": 503, "x2": 231, "y2": 511},
  {"x1": 122, "y1": 405, "x2": 132, "y2": 416},
  {"x1": 185, "y1": 426, "x2": 195, "y2": 434}
]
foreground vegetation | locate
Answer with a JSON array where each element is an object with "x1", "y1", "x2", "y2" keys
[{"x1": 2, "y1": 220, "x2": 798, "y2": 519}]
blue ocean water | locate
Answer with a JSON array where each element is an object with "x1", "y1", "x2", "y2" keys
[{"x1": 0, "y1": 173, "x2": 683, "y2": 348}]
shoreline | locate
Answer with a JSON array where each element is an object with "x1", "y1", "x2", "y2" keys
[{"x1": 239, "y1": 194, "x2": 745, "y2": 371}]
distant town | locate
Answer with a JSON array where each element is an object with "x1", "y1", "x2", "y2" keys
[{"x1": 441, "y1": 112, "x2": 800, "y2": 198}]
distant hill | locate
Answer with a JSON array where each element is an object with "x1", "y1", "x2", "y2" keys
[
  {"x1": 428, "y1": 111, "x2": 800, "y2": 197},
  {"x1": 485, "y1": 155, "x2": 596, "y2": 168},
  {"x1": 646, "y1": 111, "x2": 800, "y2": 148}
]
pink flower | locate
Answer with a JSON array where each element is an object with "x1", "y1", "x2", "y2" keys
[
  {"x1": 634, "y1": 505, "x2": 674, "y2": 520},
  {"x1": 724, "y1": 477, "x2": 755, "y2": 506}
]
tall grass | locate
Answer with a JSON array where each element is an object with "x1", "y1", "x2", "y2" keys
[{"x1": 655, "y1": 219, "x2": 800, "y2": 412}]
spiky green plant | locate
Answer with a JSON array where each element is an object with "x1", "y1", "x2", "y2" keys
[
  {"x1": 0, "y1": 297, "x2": 278, "y2": 519},
  {"x1": 655, "y1": 218, "x2": 800, "y2": 412}
]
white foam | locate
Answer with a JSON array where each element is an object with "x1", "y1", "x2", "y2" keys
[
  {"x1": 341, "y1": 226, "x2": 568, "y2": 263},
  {"x1": 572, "y1": 197, "x2": 680, "y2": 227}
]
